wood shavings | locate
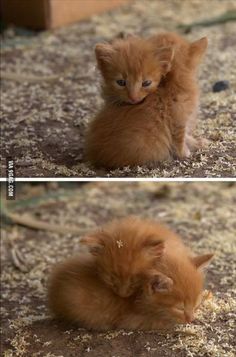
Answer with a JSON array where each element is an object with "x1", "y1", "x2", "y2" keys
[
  {"x1": 1, "y1": 72, "x2": 60, "y2": 83},
  {"x1": 2, "y1": 181, "x2": 236, "y2": 356},
  {"x1": 10, "y1": 246, "x2": 29, "y2": 273},
  {"x1": 116, "y1": 240, "x2": 124, "y2": 248}
]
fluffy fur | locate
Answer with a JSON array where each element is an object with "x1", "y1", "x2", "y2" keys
[
  {"x1": 48, "y1": 217, "x2": 213, "y2": 330},
  {"x1": 85, "y1": 33, "x2": 208, "y2": 168},
  {"x1": 95, "y1": 36, "x2": 171, "y2": 105},
  {"x1": 79, "y1": 217, "x2": 167, "y2": 297}
]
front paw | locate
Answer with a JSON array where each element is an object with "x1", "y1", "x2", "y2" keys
[
  {"x1": 176, "y1": 144, "x2": 191, "y2": 159},
  {"x1": 198, "y1": 138, "x2": 210, "y2": 149}
]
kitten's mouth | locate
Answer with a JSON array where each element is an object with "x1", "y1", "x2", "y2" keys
[{"x1": 125, "y1": 97, "x2": 146, "y2": 106}]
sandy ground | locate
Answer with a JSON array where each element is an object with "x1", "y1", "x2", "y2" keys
[
  {"x1": 1, "y1": 182, "x2": 236, "y2": 356},
  {"x1": 1, "y1": 0, "x2": 236, "y2": 178}
]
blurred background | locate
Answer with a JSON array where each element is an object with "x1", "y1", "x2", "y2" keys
[{"x1": 1, "y1": 0, "x2": 128, "y2": 30}]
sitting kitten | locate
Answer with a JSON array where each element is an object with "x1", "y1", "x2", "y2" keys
[
  {"x1": 85, "y1": 33, "x2": 207, "y2": 168},
  {"x1": 48, "y1": 240, "x2": 213, "y2": 330},
  {"x1": 148, "y1": 32, "x2": 208, "y2": 156}
]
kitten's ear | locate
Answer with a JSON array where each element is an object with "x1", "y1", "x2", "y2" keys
[
  {"x1": 188, "y1": 37, "x2": 208, "y2": 67},
  {"x1": 95, "y1": 43, "x2": 115, "y2": 67},
  {"x1": 155, "y1": 47, "x2": 175, "y2": 75},
  {"x1": 143, "y1": 238, "x2": 165, "y2": 258},
  {"x1": 80, "y1": 235, "x2": 104, "y2": 255},
  {"x1": 149, "y1": 273, "x2": 173, "y2": 294},
  {"x1": 192, "y1": 253, "x2": 214, "y2": 271}
]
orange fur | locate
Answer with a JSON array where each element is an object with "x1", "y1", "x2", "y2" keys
[
  {"x1": 48, "y1": 217, "x2": 213, "y2": 330},
  {"x1": 85, "y1": 33, "x2": 208, "y2": 168},
  {"x1": 80, "y1": 216, "x2": 167, "y2": 297}
]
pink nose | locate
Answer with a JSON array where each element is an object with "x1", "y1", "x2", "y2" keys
[{"x1": 129, "y1": 96, "x2": 140, "y2": 104}]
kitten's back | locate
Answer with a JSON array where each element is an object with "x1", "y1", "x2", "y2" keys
[{"x1": 48, "y1": 255, "x2": 130, "y2": 330}]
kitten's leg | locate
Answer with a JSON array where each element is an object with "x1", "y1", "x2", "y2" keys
[
  {"x1": 186, "y1": 135, "x2": 209, "y2": 151},
  {"x1": 172, "y1": 126, "x2": 190, "y2": 158},
  {"x1": 186, "y1": 135, "x2": 198, "y2": 151}
]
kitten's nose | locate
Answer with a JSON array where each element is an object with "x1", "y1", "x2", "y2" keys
[{"x1": 128, "y1": 96, "x2": 140, "y2": 104}]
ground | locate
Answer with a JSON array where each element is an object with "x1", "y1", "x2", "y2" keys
[
  {"x1": 1, "y1": 0, "x2": 236, "y2": 178},
  {"x1": 1, "y1": 182, "x2": 236, "y2": 356}
]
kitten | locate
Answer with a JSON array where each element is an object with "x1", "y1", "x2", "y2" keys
[
  {"x1": 124, "y1": 251, "x2": 213, "y2": 330},
  {"x1": 48, "y1": 243, "x2": 213, "y2": 330},
  {"x1": 79, "y1": 216, "x2": 167, "y2": 297},
  {"x1": 148, "y1": 32, "x2": 208, "y2": 156},
  {"x1": 85, "y1": 33, "x2": 207, "y2": 168},
  {"x1": 79, "y1": 216, "x2": 211, "y2": 300}
]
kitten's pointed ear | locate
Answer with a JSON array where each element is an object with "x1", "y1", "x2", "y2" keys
[
  {"x1": 155, "y1": 47, "x2": 175, "y2": 75},
  {"x1": 192, "y1": 253, "x2": 214, "y2": 271},
  {"x1": 149, "y1": 273, "x2": 173, "y2": 294},
  {"x1": 80, "y1": 235, "x2": 104, "y2": 255},
  {"x1": 189, "y1": 37, "x2": 208, "y2": 67},
  {"x1": 143, "y1": 238, "x2": 165, "y2": 258},
  {"x1": 95, "y1": 43, "x2": 115, "y2": 68}
]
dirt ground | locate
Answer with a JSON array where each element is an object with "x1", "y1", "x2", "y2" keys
[
  {"x1": 1, "y1": 0, "x2": 236, "y2": 178},
  {"x1": 1, "y1": 182, "x2": 236, "y2": 356}
]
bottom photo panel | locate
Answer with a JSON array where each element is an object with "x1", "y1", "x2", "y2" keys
[{"x1": 2, "y1": 181, "x2": 235, "y2": 357}]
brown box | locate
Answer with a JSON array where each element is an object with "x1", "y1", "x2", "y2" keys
[{"x1": 1, "y1": 0, "x2": 129, "y2": 30}]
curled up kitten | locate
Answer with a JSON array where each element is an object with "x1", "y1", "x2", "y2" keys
[
  {"x1": 79, "y1": 216, "x2": 168, "y2": 297},
  {"x1": 85, "y1": 33, "x2": 208, "y2": 168},
  {"x1": 48, "y1": 217, "x2": 213, "y2": 330}
]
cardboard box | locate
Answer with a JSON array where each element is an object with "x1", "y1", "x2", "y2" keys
[{"x1": 1, "y1": 0, "x2": 129, "y2": 30}]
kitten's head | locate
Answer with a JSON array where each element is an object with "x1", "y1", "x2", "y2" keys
[
  {"x1": 80, "y1": 217, "x2": 167, "y2": 297},
  {"x1": 95, "y1": 37, "x2": 173, "y2": 105},
  {"x1": 143, "y1": 253, "x2": 214, "y2": 324}
]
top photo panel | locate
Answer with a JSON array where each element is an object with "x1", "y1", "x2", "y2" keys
[{"x1": 1, "y1": 0, "x2": 236, "y2": 178}]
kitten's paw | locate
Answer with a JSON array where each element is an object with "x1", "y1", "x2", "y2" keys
[
  {"x1": 183, "y1": 145, "x2": 191, "y2": 158},
  {"x1": 176, "y1": 144, "x2": 191, "y2": 159},
  {"x1": 198, "y1": 138, "x2": 210, "y2": 149},
  {"x1": 186, "y1": 136, "x2": 210, "y2": 151}
]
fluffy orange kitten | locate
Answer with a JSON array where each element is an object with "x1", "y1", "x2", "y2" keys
[
  {"x1": 48, "y1": 217, "x2": 213, "y2": 330},
  {"x1": 79, "y1": 217, "x2": 166, "y2": 297},
  {"x1": 85, "y1": 33, "x2": 207, "y2": 168}
]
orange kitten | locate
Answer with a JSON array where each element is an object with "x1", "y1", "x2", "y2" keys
[
  {"x1": 148, "y1": 32, "x2": 208, "y2": 155},
  {"x1": 48, "y1": 242, "x2": 213, "y2": 330},
  {"x1": 79, "y1": 217, "x2": 212, "y2": 301},
  {"x1": 85, "y1": 33, "x2": 207, "y2": 168},
  {"x1": 79, "y1": 216, "x2": 166, "y2": 297},
  {"x1": 122, "y1": 251, "x2": 213, "y2": 329},
  {"x1": 48, "y1": 217, "x2": 214, "y2": 330}
]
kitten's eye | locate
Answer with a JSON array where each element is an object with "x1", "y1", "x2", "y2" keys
[
  {"x1": 142, "y1": 80, "x2": 152, "y2": 87},
  {"x1": 116, "y1": 79, "x2": 126, "y2": 86}
]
